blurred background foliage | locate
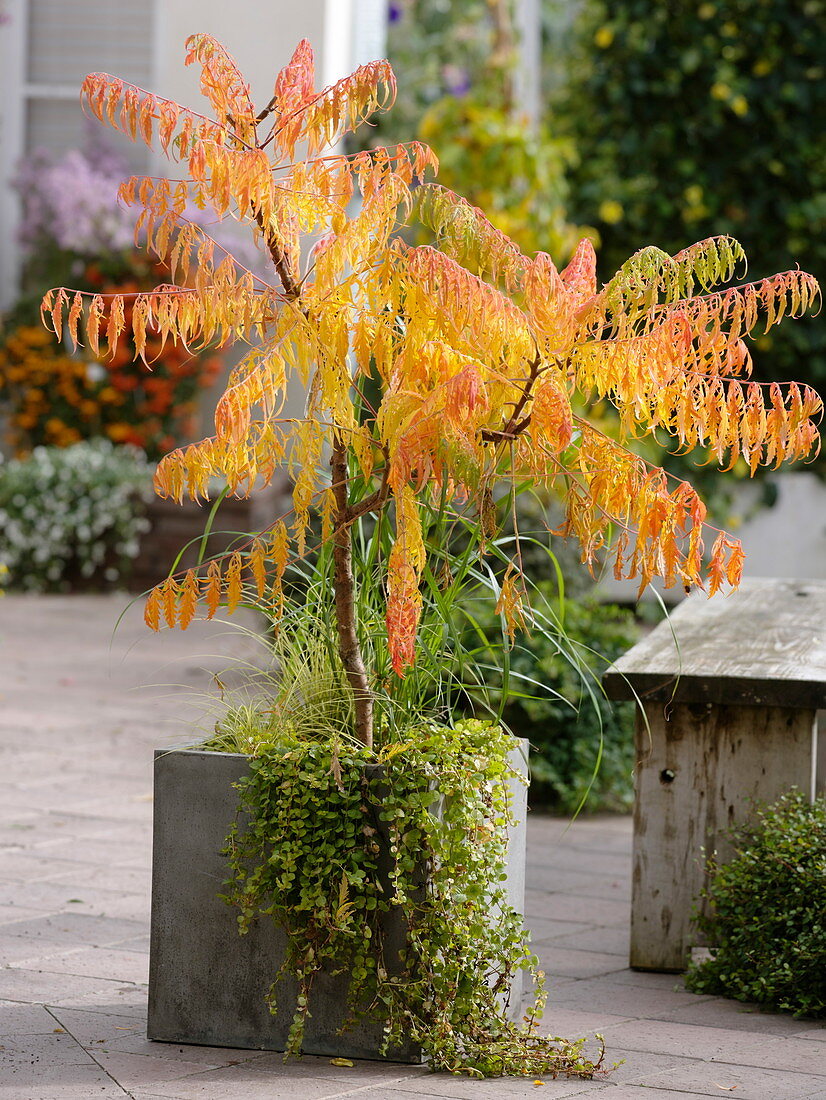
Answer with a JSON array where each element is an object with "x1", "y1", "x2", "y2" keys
[
  {"x1": 559, "y1": 0, "x2": 825, "y2": 395},
  {"x1": 373, "y1": 0, "x2": 587, "y2": 262}
]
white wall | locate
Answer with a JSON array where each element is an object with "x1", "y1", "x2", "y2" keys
[
  {"x1": 593, "y1": 471, "x2": 826, "y2": 607},
  {"x1": 153, "y1": 1, "x2": 353, "y2": 128}
]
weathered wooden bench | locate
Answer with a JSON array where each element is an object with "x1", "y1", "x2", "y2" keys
[{"x1": 603, "y1": 578, "x2": 826, "y2": 972}]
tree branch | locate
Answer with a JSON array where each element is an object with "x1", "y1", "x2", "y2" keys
[{"x1": 330, "y1": 437, "x2": 375, "y2": 748}]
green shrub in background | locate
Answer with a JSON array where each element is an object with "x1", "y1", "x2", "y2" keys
[
  {"x1": 686, "y1": 791, "x2": 826, "y2": 1018},
  {"x1": 373, "y1": 0, "x2": 585, "y2": 264},
  {"x1": 457, "y1": 589, "x2": 638, "y2": 813},
  {"x1": 0, "y1": 439, "x2": 152, "y2": 591},
  {"x1": 560, "y1": 0, "x2": 826, "y2": 397}
]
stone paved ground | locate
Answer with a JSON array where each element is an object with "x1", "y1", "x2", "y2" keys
[{"x1": 1, "y1": 593, "x2": 824, "y2": 1100}]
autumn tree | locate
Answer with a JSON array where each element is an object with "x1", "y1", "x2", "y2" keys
[{"x1": 44, "y1": 35, "x2": 821, "y2": 748}]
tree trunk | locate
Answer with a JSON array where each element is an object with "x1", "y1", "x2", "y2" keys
[{"x1": 330, "y1": 438, "x2": 374, "y2": 748}]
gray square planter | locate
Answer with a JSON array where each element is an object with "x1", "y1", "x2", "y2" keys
[{"x1": 147, "y1": 740, "x2": 528, "y2": 1061}]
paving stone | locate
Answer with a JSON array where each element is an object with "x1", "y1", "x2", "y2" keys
[
  {"x1": 549, "y1": 877, "x2": 632, "y2": 904},
  {"x1": 0, "y1": 998, "x2": 62, "y2": 1035},
  {"x1": 0, "y1": 1060, "x2": 125, "y2": 1097},
  {"x1": 0, "y1": 903, "x2": 55, "y2": 926},
  {"x1": 0, "y1": 965, "x2": 140, "y2": 1004},
  {"x1": 0, "y1": 933, "x2": 75, "y2": 964},
  {"x1": 596, "y1": 1019, "x2": 826, "y2": 1075},
  {"x1": 574, "y1": 1089, "x2": 721, "y2": 1099},
  {"x1": 662, "y1": 995, "x2": 826, "y2": 1035},
  {"x1": 39, "y1": 837, "x2": 153, "y2": 867},
  {"x1": 0, "y1": 852, "x2": 102, "y2": 884},
  {"x1": 44, "y1": 1003, "x2": 146, "y2": 1045},
  {"x1": 525, "y1": 892, "x2": 630, "y2": 927},
  {"x1": 597, "y1": 1051, "x2": 720, "y2": 1085},
  {"x1": 95, "y1": 1049, "x2": 220, "y2": 1085},
  {"x1": 525, "y1": 917, "x2": 596, "y2": 942},
  {"x1": 730, "y1": 1035, "x2": 826, "y2": 1076},
  {"x1": 525, "y1": 849, "x2": 630, "y2": 880},
  {"x1": 44, "y1": 866, "x2": 151, "y2": 895},
  {"x1": 133, "y1": 1061, "x2": 434, "y2": 1099},
  {"x1": 543, "y1": 975, "x2": 710, "y2": 1020},
  {"x1": 110, "y1": 933, "x2": 151, "y2": 953},
  {"x1": 101, "y1": 1034, "x2": 276, "y2": 1066},
  {"x1": 49, "y1": 983, "x2": 150, "y2": 1012},
  {"x1": 221, "y1": 1052, "x2": 432, "y2": 1081},
  {"x1": 0, "y1": 911, "x2": 148, "y2": 945},
  {"x1": 550, "y1": 925, "x2": 629, "y2": 956},
  {"x1": 8, "y1": 944, "x2": 149, "y2": 984},
  {"x1": 0, "y1": 1031, "x2": 92, "y2": 1066},
  {"x1": 381, "y1": 1072, "x2": 609, "y2": 1097},
  {"x1": 4, "y1": 594, "x2": 819, "y2": 1100},
  {"x1": 633, "y1": 1060, "x2": 826, "y2": 1098},
  {"x1": 535, "y1": 947, "x2": 629, "y2": 981},
  {"x1": 795, "y1": 1028, "x2": 826, "y2": 1042},
  {"x1": 75, "y1": 892, "x2": 152, "y2": 922},
  {"x1": 594, "y1": 968, "x2": 695, "y2": 991},
  {"x1": 0, "y1": 880, "x2": 139, "y2": 913},
  {"x1": 367, "y1": 1091, "x2": 608, "y2": 1100},
  {"x1": 0, "y1": 1080, "x2": 127, "y2": 1099}
]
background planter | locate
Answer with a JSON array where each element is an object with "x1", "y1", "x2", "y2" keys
[
  {"x1": 130, "y1": 475, "x2": 292, "y2": 592},
  {"x1": 147, "y1": 741, "x2": 528, "y2": 1061}
]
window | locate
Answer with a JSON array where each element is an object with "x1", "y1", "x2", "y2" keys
[{"x1": 0, "y1": 0, "x2": 156, "y2": 305}]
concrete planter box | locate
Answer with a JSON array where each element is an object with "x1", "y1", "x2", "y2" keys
[{"x1": 148, "y1": 741, "x2": 528, "y2": 1061}]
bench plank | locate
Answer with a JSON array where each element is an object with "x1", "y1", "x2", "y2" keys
[{"x1": 603, "y1": 579, "x2": 826, "y2": 708}]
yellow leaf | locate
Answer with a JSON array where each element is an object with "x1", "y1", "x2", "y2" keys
[{"x1": 225, "y1": 552, "x2": 243, "y2": 614}]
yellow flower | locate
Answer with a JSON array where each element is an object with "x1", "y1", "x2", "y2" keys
[
  {"x1": 753, "y1": 58, "x2": 773, "y2": 77},
  {"x1": 730, "y1": 95, "x2": 748, "y2": 117},
  {"x1": 598, "y1": 199, "x2": 624, "y2": 225},
  {"x1": 594, "y1": 26, "x2": 614, "y2": 49},
  {"x1": 710, "y1": 81, "x2": 731, "y2": 101}
]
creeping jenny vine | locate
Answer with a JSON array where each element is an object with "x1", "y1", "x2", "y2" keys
[{"x1": 222, "y1": 718, "x2": 605, "y2": 1078}]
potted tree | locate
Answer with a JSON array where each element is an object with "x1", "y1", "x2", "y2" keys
[{"x1": 44, "y1": 33, "x2": 820, "y2": 1078}]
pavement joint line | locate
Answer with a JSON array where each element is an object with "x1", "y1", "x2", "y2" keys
[{"x1": 45, "y1": 1003, "x2": 138, "y2": 1099}]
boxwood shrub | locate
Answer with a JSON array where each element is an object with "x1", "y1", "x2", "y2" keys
[{"x1": 686, "y1": 790, "x2": 826, "y2": 1018}]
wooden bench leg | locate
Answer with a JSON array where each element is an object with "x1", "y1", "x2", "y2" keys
[{"x1": 630, "y1": 702, "x2": 817, "y2": 972}]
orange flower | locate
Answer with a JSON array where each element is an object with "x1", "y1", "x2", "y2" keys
[{"x1": 106, "y1": 423, "x2": 132, "y2": 442}]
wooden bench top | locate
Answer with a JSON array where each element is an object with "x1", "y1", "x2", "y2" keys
[{"x1": 603, "y1": 578, "x2": 826, "y2": 709}]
